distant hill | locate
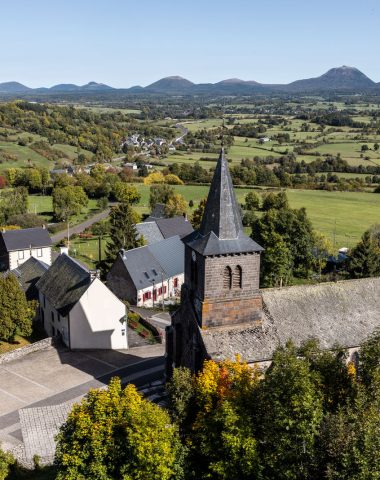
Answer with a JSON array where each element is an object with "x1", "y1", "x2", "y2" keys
[
  {"x1": 0, "y1": 81, "x2": 31, "y2": 93},
  {"x1": 0, "y1": 66, "x2": 378, "y2": 96},
  {"x1": 286, "y1": 66, "x2": 375, "y2": 91},
  {"x1": 49, "y1": 82, "x2": 114, "y2": 92},
  {"x1": 145, "y1": 76, "x2": 194, "y2": 93}
]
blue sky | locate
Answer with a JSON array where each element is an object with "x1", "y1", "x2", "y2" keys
[{"x1": 1, "y1": 0, "x2": 379, "y2": 87}]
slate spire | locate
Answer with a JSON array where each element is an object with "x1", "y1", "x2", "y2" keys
[{"x1": 199, "y1": 147, "x2": 243, "y2": 240}]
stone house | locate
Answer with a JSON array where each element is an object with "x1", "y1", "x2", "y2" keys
[
  {"x1": 165, "y1": 148, "x2": 380, "y2": 375},
  {"x1": 36, "y1": 254, "x2": 127, "y2": 350},
  {"x1": 0, "y1": 227, "x2": 52, "y2": 271},
  {"x1": 107, "y1": 235, "x2": 184, "y2": 307}
]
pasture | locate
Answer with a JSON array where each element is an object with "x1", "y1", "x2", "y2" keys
[{"x1": 133, "y1": 184, "x2": 380, "y2": 248}]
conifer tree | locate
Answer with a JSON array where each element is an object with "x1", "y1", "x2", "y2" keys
[
  {"x1": 0, "y1": 275, "x2": 35, "y2": 342},
  {"x1": 348, "y1": 230, "x2": 380, "y2": 278},
  {"x1": 103, "y1": 203, "x2": 143, "y2": 273}
]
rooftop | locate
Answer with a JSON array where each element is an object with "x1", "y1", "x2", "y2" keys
[
  {"x1": 118, "y1": 235, "x2": 185, "y2": 290},
  {"x1": 0, "y1": 227, "x2": 52, "y2": 252},
  {"x1": 201, "y1": 277, "x2": 380, "y2": 362},
  {"x1": 36, "y1": 254, "x2": 91, "y2": 316}
]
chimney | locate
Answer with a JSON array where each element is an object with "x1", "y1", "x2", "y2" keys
[
  {"x1": 60, "y1": 246, "x2": 69, "y2": 256},
  {"x1": 90, "y1": 270, "x2": 101, "y2": 281}
]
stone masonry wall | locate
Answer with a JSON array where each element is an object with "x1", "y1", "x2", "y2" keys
[
  {"x1": 204, "y1": 252, "x2": 261, "y2": 300},
  {"x1": 202, "y1": 295, "x2": 263, "y2": 327},
  {"x1": 0, "y1": 337, "x2": 54, "y2": 365}
]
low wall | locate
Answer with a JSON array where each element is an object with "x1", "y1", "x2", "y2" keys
[{"x1": 0, "y1": 337, "x2": 54, "y2": 365}]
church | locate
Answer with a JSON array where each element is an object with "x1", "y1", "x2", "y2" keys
[{"x1": 165, "y1": 148, "x2": 380, "y2": 375}]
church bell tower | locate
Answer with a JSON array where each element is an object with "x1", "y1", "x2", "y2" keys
[{"x1": 182, "y1": 147, "x2": 263, "y2": 328}]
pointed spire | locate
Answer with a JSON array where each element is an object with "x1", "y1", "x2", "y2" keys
[{"x1": 199, "y1": 148, "x2": 243, "y2": 240}]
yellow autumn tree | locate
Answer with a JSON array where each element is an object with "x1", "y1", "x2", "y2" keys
[
  {"x1": 189, "y1": 358, "x2": 261, "y2": 479},
  {"x1": 55, "y1": 378, "x2": 184, "y2": 480},
  {"x1": 143, "y1": 171, "x2": 165, "y2": 185}
]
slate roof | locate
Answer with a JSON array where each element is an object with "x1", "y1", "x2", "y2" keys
[
  {"x1": 155, "y1": 216, "x2": 194, "y2": 239},
  {"x1": 36, "y1": 254, "x2": 91, "y2": 316},
  {"x1": 10, "y1": 256, "x2": 49, "y2": 300},
  {"x1": 119, "y1": 235, "x2": 184, "y2": 290},
  {"x1": 136, "y1": 222, "x2": 164, "y2": 245},
  {"x1": 0, "y1": 227, "x2": 52, "y2": 252},
  {"x1": 201, "y1": 278, "x2": 380, "y2": 363},
  {"x1": 183, "y1": 148, "x2": 263, "y2": 256}
]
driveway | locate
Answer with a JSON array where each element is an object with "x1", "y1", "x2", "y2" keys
[
  {"x1": 51, "y1": 208, "x2": 111, "y2": 243},
  {"x1": 0, "y1": 343, "x2": 165, "y2": 453}
]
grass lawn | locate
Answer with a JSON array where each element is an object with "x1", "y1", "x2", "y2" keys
[
  {"x1": 67, "y1": 235, "x2": 108, "y2": 268},
  {"x1": 28, "y1": 194, "x2": 101, "y2": 225},
  {"x1": 0, "y1": 335, "x2": 31, "y2": 354}
]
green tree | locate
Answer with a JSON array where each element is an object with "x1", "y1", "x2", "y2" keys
[
  {"x1": 164, "y1": 193, "x2": 187, "y2": 217},
  {"x1": 313, "y1": 232, "x2": 334, "y2": 278},
  {"x1": 374, "y1": 142, "x2": 379, "y2": 152},
  {"x1": 191, "y1": 198, "x2": 207, "y2": 230},
  {"x1": 261, "y1": 232, "x2": 293, "y2": 287},
  {"x1": 244, "y1": 191, "x2": 261, "y2": 211},
  {"x1": 55, "y1": 378, "x2": 184, "y2": 480},
  {"x1": 52, "y1": 186, "x2": 89, "y2": 222},
  {"x1": 149, "y1": 184, "x2": 175, "y2": 210},
  {"x1": 113, "y1": 182, "x2": 141, "y2": 204},
  {"x1": 0, "y1": 275, "x2": 35, "y2": 342},
  {"x1": 104, "y1": 203, "x2": 142, "y2": 272},
  {"x1": 0, "y1": 446, "x2": 14, "y2": 480},
  {"x1": 321, "y1": 391, "x2": 380, "y2": 480},
  {"x1": 254, "y1": 343, "x2": 323, "y2": 480},
  {"x1": 348, "y1": 230, "x2": 380, "y2": 279}
]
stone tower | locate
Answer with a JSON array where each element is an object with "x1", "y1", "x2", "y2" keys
[
  {"x1": 183, "y1": 147, "x2": 263, "y2": 327},
  {"x1": 166, "y1": 148, "x2": 264, "y2": 374}
]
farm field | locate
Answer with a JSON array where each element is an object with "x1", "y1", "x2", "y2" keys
[{"x1": 132, "y1": 184, "x2": 380, "y2": 248}]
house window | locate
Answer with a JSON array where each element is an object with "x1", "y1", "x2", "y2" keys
[
  {"x1": 37, "y1": 248, "x2": 42, "y2": 257},
  {"x1": 223, "y1": 266, "x2": 232, "y2": 289},
  {"x1": 18, "y1": 250, "x2": 24, "y2": 260},
  {"x1": 233, "y1": 265, "x2": 242, "y2": 289},
  {"x1": 174, "y1": 277, "x2": 178, "y2": 288},
  {"x1": 164, "y1": 286, "x2": 167, "y2": 294},
  {"x1": 158, "y1": 287, "x2": 162, "y2": 296}
]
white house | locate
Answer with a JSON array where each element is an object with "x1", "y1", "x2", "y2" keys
[
  {"x1": 107, "y1": 235, "x2": 185, "y2": 308},
  {"x1": 36, "y1": 254, "x2": 127, "y2": 350},
  {"x1": 0, "y1": 227, "x2": 52, "y2": 271}
]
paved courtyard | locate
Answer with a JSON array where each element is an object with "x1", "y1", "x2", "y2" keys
[{"x1": 0, "y1": 343, "x2": 165, "y2": 465}]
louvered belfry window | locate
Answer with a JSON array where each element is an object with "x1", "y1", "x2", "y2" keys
[
  {"x1": 233, "y1": 265, "x2": 242, "y2": 288},
  {"x1": 223, "y1": 266, "x2": 232, "y2": 289}
]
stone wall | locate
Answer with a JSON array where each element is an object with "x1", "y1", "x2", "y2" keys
[
  {"x1": 202, "y1": 295, "x2": 263, "y2": 327},
  {"x1": 0, "y1": 337, "x2": 54, "y2": 365}
]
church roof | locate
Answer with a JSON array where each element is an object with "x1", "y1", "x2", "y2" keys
[
  {"x1": 201, "y1": 277, "x2": 380, "y2": 363},
  {"x1": 183, "y1": 148, "x2": 263, "y2": 255}
]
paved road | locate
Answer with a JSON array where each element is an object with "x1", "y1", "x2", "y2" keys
[
  {"x1": 51, "y1": 207, "x2": 112, "y2": 243},
  {"x1": 0, "y1": 344, "x2": 165, "y2": 454}
]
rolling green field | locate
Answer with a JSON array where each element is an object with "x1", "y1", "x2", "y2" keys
[{"x1": 133, "y1": 184, "x2": 380, "y2": 248}]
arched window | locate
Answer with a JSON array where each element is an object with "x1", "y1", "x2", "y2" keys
[
  {"x1": 223, "y1": 266, "x2": 232, "y2": 289},
  {"x1": 233, "y1": 265, "x2": 242, "y2": 288}
]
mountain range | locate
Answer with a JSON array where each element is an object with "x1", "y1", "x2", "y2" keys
[{"x1": 0, "y1": 66, "x2": 379, "y2": 95}]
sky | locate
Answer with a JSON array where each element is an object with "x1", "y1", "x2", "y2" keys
[{"x1": 1, "y1": 0, "x2": 379, "y2": 88}]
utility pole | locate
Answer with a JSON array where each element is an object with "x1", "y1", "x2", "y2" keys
[
  {"x1": 161, "y1": 271, "x2": 165, "y2": 311},
  {"x1": 152, "y1": 280, "x2": 155, "y2": 309}
]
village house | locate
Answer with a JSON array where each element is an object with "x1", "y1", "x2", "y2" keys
[
  {"x1": 166, "y1": 148, "x2": 380, "y2": 375},
  {"x1": 36, "y1": 254, "x2": 127, "y2": 350},
  {"x1": 0, "y1": 227, "x2": 52, "y2": 271},
  {"x1": 135, "y1": 205, "x2": 193, "y2": 245},
  {"x1": 8, "y1": 256, "x2": 49, "y2": 301},
  {"x1": 107, "y1": 235, "x2": 184, "y2": 307}
]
